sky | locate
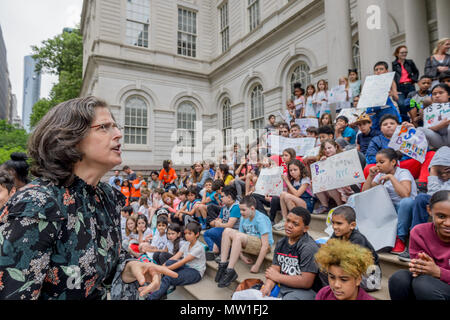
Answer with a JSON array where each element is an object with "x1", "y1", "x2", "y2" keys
[{"x1": 0, "y1": 0, "x2": 83, "y2": 118}]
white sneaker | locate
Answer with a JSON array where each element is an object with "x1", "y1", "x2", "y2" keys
[{"x1": 273, "y1": 219, "x2": 285, "y2": 231}]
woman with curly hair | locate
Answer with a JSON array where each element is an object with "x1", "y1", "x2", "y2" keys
[{"x1": 314, "y1": 239, "x2": 375, "y2": 300}]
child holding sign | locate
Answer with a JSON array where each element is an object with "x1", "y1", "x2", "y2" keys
[{"x1": 362, "y1": 148, "x2": 417, "y2": 254}]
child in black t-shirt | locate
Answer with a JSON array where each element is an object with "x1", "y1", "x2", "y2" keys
[
  {"x1": 260, "y1": 207, "x2": 325, "y2": 300},
  {"x1": 330, "y1": 205, "x2": 381, "y2": 292}
]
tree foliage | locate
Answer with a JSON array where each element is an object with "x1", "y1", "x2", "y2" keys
[
  {"x1": 29, "y1": 28, "x2": 83, "y2": 128},
  {"x1": 0, "y1": 120, "x2": 29, "y2": 164}
]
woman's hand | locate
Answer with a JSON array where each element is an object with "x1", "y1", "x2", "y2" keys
[
  {"x1": 122, "y1": 261, "x2": 178, "y2": 297},
  {"x1": 409, "y1": 252, "x2": 441, "y2": 279}
]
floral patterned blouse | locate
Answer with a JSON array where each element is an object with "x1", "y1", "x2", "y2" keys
[{"x1": 0, "y1": 176, "x2": 139, "y2": 300}]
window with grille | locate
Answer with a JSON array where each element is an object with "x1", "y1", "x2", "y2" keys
[
  {"x1": 222, "y1": 98, "x2": 232, "y2": 147},
  {"x1": 352, "y1": 42, "x2": 361, "y2": 79},
  {"x1": 290, "y1": 63, "x2": 311, "y2": 98},
  {"x1": 248, "y1": 0, "x2": 260, "y2": 32},
  {"x1": 250, "y1": 85, "x2": 264, "y2": 130},
  {"x1": 219, "y1": 2, "x2": 230, "y2": 52},
  {"x1": 177, "y1": 8, "x2": 197, "y2": 57},
  {"x1": 124, "y1": 96, "x2": 148, "y2": 145},
  {"x1": 126, "y1": 0, "x2": 150, "y2": 48},
  {"x1": 177, "y1": 102, "x2": 197, "y2": 148}
]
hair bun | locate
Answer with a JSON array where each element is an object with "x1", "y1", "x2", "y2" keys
[{"x1": 10, "y1": 152, "x2": 28, "y2": 162}]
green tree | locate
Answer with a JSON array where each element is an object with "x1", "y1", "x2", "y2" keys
[
  {"x1": 0, "y1": 120, "x2": 29, "y2": 164},
  {"x1": 29, "y1": 28, "x2": 83, "y2": 128}
]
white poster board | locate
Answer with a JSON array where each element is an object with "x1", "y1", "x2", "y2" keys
[
  {"x1": 268, "y1": 135, "x2": 316, "y2": 156},
  {"x1": 328, "y1": 85, "x2": 347, "y2": 104},
  {"x1": 303, "y1": 146, "x2": 320, "y2": 158},
  {"x1": 423, "y1": 102, "x2": 450, "y2": 129},
  {"x1": 295, "y1": 118, "x2": 319, "y2": 135},
  {"x1": 254, "y1": 166, "x2": 283, "y2": 196},
  {"x1": 310, "y1": 149, "x2": 365, "y2": 194},
  {"x1": 336, "y1": 108, "x2": 364, "y2": 124},
  {"x1": 388, "y1": 124, "x2": 428, "y2": 163},
  {"x1": 357, "y1": 72, "x2": 395, "y2": 109}
]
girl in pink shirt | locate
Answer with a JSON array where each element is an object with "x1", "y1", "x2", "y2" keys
[{"x1": 389, "y1": 190, "x2": 450, "y2": 300}]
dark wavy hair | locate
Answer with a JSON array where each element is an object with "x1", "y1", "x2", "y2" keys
[{"x1": 28, "y1": 96, "x2": 111, "y2": 186}]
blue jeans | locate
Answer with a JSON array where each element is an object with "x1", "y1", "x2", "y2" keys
[
  {"x1": 394, "y1": 197, "x2": 415, "y2": 242},
  {"x1": 203, "y1": 227, "x2": 224, "y2": 251},
  {"x1": 411, "y1": 193, "x2": 431, "y2": 230},
  {"x1": 147, "y1": 259, "x2": 202, "y2": 300}
]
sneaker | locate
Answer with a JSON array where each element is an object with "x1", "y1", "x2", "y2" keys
[
  {"x1": 398, "y1": 248, "x2": 411, "y2": 262},
  {"x1": 391, "y1": 236, "x2": 406, "y2": 255},
  {"x1": 206, "y1": 251, "x2": 217, "y2": 261},
  {"x1": 214, "y1": 261, "x2": 228, "y2": 283},
  {"x1": 218, "y1": 268, "x2": 238, "y2": 288},
  {"x1": 313, "y1": 205, "x2": 329, "y2": 215},
  {"x1": 214, "y1": 256, "x2": 221, "y2": 264},
  {"x1": 272, "y1": 219, "x2": 285, "y2": 231}
]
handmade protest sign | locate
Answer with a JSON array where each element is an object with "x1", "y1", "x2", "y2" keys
[
  {"x1": 388, "y1": 124, "x2": 428, "y2": 163},
  {"x1": 303, "y1": 146, "x2": 320, "y2": 158},
  {"x1": 423, "y1": 102, "x2": 450, "y2": 129},
  {"x1": 310, "y1": 149, "x2": 365, "y2": 194},
  {"x1": 357, "y1": 72, "x2": 395, "y2": 109},
  {"x1": 254, "y1": 166, "x2": 283, "y2": 196},
  {"x1": 268, "y1": 135, "x2": 316, "y2": 156},
  {"x1": 336, "y1": 108, "x2": 364, "y2": 124},
  {"x1": 295, "y1": 118, "x2": 319, "y2": 135},
  {"x1": 328, "y1": 85, "x2": 347, "y2": 105}
]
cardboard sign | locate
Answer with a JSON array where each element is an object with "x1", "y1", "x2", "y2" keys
[
  {"x1": 326, "y1": 186, "x2": 397, "y2": 251},
  {"x1": 310, "y1": 149, "x2": 365, "y2": 194},
  {"x1": 268, "y1": 135, "x2": 316, "y2": 156},
  {"x1": 388, "y1": 124, "x2": 428, "y2": 163},
  {"x1": 423, "y1": 103, "x2": 450, "y2": 129},
  {"x1": 357, "y1": 72, "x2": 395, "y2": 109},
  {"x1": 295, "y1": 118, "x2": 319, "y2": 135},
  {"x1": 328, "y1": 85, "x2": 347, "y2": 104},
  {"x1": 254, "y1": 166, "x2": 283, "y2": 196},
  {"x1": 336, "y1": 108, "x2": 364, "y2": 124}
]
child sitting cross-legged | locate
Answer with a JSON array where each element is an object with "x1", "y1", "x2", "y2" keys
[
  {"x1": 138, "y1": 215, "x2": 169, "y2": 262},
  {"x1": 146, "y1": 221, "x2": 206, "y2": 300},
  {"x1": 314, "y1": 239, "x2": 375, "y2": 300},
  {"x1": 215, "y1": 195, "x2": 274, "y2": 288},
  {"x1": 260, "y1": 207, "x2": 325, "y2": 300},
  {"x1": 330, "y1": 206, "x2": 381, "y2": 292},
  {"x1": 153, "y1": 222, "x2": 187, "y2": 266}
]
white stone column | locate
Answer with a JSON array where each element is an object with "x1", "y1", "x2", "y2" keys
[
  {"x1": 325, "y1": 0, "x2": 353, "y2": 87},
  {"x1": 436, "y1": 0, "x2": 450, "y2": 39},
  {"x1": 357, "y1": 0, "x2": 391, "y2": 80},
  {"x1": 404, "y1": 0, "x2": 430, "y2": 75}
]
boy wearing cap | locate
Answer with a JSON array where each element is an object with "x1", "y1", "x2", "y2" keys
[{"x1": 355, "y1": 114, "x2": 380, "y2": 155}]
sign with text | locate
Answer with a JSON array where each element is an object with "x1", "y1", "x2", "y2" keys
[
  {"x1": 328, "y1": 85, "x2": 347, "y2": 104},
  {"x1": 254, "y1": 166, "x2": 283, "y2": 197},
  {"x1": 310, "y1": 149, "x2": 365, "y2": 194},
  {"x1": 268, "y1": 135, "x2": 316, "y2": 156},
  {"x1": 423, "y1": 103, "x2": 450, "y2": 129},
  {"x1": 295, "y1": 118, "x2": 319, "y2": 135},
  {"x1": 357, "y1": 72, "x2": 395, "y2": 109},
  {"x1": 388, "y1": 124, "x2": 428, "y2": 163}
]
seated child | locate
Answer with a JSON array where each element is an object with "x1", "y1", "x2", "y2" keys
[
  {"x1": 205, "y1": 179, "x2": 225, "y2": 227},
  {"x1": 120, "y1": 205, "x2": 134, "y2": 240},
  {"x1": 260, "y1": 207, "x2": 324, "y2": 300},
  {"x1": 290, "y1": 124, "x2": 303, "y2": 139},
  {"x1": 215, "y1": 196, "x2": 273, "y2": 288},
  {"x1": 148, "y1": 171, "x2": 160, "y2": 190},
  {"x1": 362, "y1": 148, "x2": 417, "y2": 254},
  {"x1": 204, "y1": 186, "x2": 241, "y2": 260},
  {"x1": 159, "y1": 160, "x2": 177, "y2": 191},
  {"x1": 138, "y1": 195, "x2": 150, "y2": 217},
  {"x1": 306, "y1": 127, "x2": 318, "y2": 140},
  {"x1": 355, "y1": 114, "x2": 380, "y2": 155},
  {"x1": 147, "y1": 222, "x2": 206, "y2": 300},
  {"x1": 335, "y1": 115, "x2": 357, "y2": 146},
  {"x1": 176, "y1": 186, "x2": 202, "y2": 227},
  {"x1": 171, "y1": 188, "x2": 188, "y2": 225},
  {"x1": 148, "y1": 188, "x2": 165, "y2": 229},
  {"x1": 129, "y1": 215, "x2": 153, "y2": 258},
  {"x1": 406, "y1": 75, "x2": 432, "y2": 127},
  {"x1": 315, "y1": 239, "x2": 375, "y2": 300},
  {"x1": 122, "y1": 215, "x2": 138, "y2": 253},
  {"x1": 215, "y1": 164, "x2": 234, "y2": 186},
  {"x1": 388, "y1": 190, "x2": 450, "y2": 300},
  {"x1": 196, "y1": 178, "x2": 216, "y2": 229},
  {"x1": 0, "y1": 169, "x2": 16, "y2": 209},
  {"x1": 153, "y1": 222, "x2": 187, "y2": 265},
  {"x1": 330, "y1": 206, "x2": 381, "y2": 291},
  {"x1": 138, "y1": 215, "x2": 169, "y2": 263}
]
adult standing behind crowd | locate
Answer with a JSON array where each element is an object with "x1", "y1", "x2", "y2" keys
[
  {"x1": 123, "y1": 165, "x2": 137, "y2": 181},
  {"x1": 392, "y1": 45, "x2": 420, "y2": 122},
  {"x1": 424, "y1": 38, "x2": 450, "y2": 87},
  {"x1": 0, "y1": 96, "x2": 177, "y2": 300},
  {"x1": 108, "y1": 170, "x2": 122, "y2": 187}
]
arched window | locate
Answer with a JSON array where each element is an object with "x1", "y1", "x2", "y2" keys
[
  {"x1": 124, "y1": 96, "x2": 148, "y2": 145},
  {"x1": 290, "y1": 63, "x2": 311, "y2": 98},
  {"x1": 177, "y1": 102, "x2": 197, "y2": 148},
  {"x1": 250, "y1": 84, "x2": 264, "y2": 130},
  {"x1": 222, "y1": 98, "x2": 232, "y2": 147},
  {"x1": 352, "y1": 41, "x2": 361, "y2": 79}
]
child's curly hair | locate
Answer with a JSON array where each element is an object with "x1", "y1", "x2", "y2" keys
[{"x1": 315, "y1": 239, "x2": 374, "y2": 279}]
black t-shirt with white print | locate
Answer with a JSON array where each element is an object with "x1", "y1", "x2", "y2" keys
[{"x1": 272, "y1": 233, "x2": 324, "y2": 292}]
